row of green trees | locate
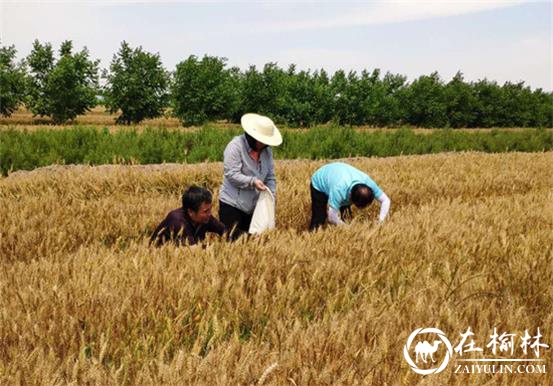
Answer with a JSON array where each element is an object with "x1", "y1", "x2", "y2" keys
[{"x1": 1, "y1": 40, "x2": 552, "y2": 127}]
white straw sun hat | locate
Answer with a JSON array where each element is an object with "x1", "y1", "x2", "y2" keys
[{"x1": 241, "y1": 113, "x2": 282, "y2": 147}]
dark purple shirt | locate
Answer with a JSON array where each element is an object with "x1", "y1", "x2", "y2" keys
[{"x1": 150, "y1": 208, "x2": 226, "y2": 247}]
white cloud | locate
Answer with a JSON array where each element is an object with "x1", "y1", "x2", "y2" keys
[{"x1": 248, "y1": 0, "x2": 528, "y2": 32}]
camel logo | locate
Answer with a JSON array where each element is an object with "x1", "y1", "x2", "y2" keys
[
  {"x1": 415, "y1": 340, "x2": 441, "y2": 363},
  {"x1": 403, "y1": 327, "x2": 453, "y2": 375}
]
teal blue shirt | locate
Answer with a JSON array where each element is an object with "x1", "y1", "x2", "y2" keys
[{"x1": 311, "y1": 162, "x2": 383, "y2": 210}]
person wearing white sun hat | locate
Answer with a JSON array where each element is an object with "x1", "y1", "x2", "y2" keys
[{"x1": 219, "y1": 113, "x2": 282, "y2": 240}]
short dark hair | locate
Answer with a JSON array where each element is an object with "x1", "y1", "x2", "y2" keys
[
  {"x1": 351, "y1": 183, "x2": 374, "y2": 208},
  {"x1": 182, "y1": 186, "x2": 212, "y2": 212}
]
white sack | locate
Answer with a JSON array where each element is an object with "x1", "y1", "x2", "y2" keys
[{"x1": 248, "y1": 189, "x2": 275, "y2": 235}]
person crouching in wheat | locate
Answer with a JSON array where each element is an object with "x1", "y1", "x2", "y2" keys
[
  {"x1": 149, "y1": 186, "x2": 225, "y2": 247},
  {"x1": 309, "y1": 162, "x2": 391, "y2": 230}
]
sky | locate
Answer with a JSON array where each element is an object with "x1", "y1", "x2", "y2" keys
[{"x1": 1, "y1": 0, "x2": 551, "y2": 90}]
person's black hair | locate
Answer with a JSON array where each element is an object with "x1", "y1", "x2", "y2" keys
[
  {"x1": 182, "y1": 186, "x2": 212, "y2": 212},
  {"x1": 351, "y1": 183, "x2": 374, "y2": 208},
  {"x1": 245, "y1": 132, "x2": 267, "y2": 151}
]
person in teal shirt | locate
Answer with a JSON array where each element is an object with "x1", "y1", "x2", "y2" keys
[{"x1": 309, "y1": 162, "x2": 391, "y2": 230}]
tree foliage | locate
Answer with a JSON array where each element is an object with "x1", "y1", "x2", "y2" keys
[
  {"x1": 1, "y1": 40, "x2": 551, "y2": 127},
  {"x1": 0, "y1": 44, "x2": 27, "y2": 116},
  {"x1": 103, "y1": 41, "x2": 170, "y2": 124},
  {"x1": 171, "y1": 55, "x2": 240, "y2": 126},
  {"x1": 26, "y1": 40, "x2": 99, "y2": 123}
]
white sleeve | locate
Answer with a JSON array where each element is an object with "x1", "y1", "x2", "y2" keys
[
  {"x1": 327, "y1": 207, "x2": 345, "y2": 226},
  {"x1": 377, "y1": 192, "x2": 391, "y2": 223}
]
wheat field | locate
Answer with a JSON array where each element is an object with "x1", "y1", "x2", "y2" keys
[{"x1": 0, "y1": 152, "x2": 551, "y2": 385}]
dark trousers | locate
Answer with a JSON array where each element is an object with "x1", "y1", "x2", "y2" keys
[
  {"x1": 219, "y1": 200, "x2": 253, "y2": 241},
  {"x1": 309, "y1": 184, "x2": 352, "y2": 231},
  {"x1": 309, "y1": 184, "x2": 328, "y2": 230}
]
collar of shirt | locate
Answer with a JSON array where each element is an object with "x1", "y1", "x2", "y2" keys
[
  {"x1": 242, "y1": 134, "x2": 265, "y2": 162},
  {"x1": 249, "y1": 149, "x2": 260, "y2": 162}
]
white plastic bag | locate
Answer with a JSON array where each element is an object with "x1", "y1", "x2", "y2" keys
[{"x1": 248, "y1": 189, "x2": 275, "y2": 235}]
